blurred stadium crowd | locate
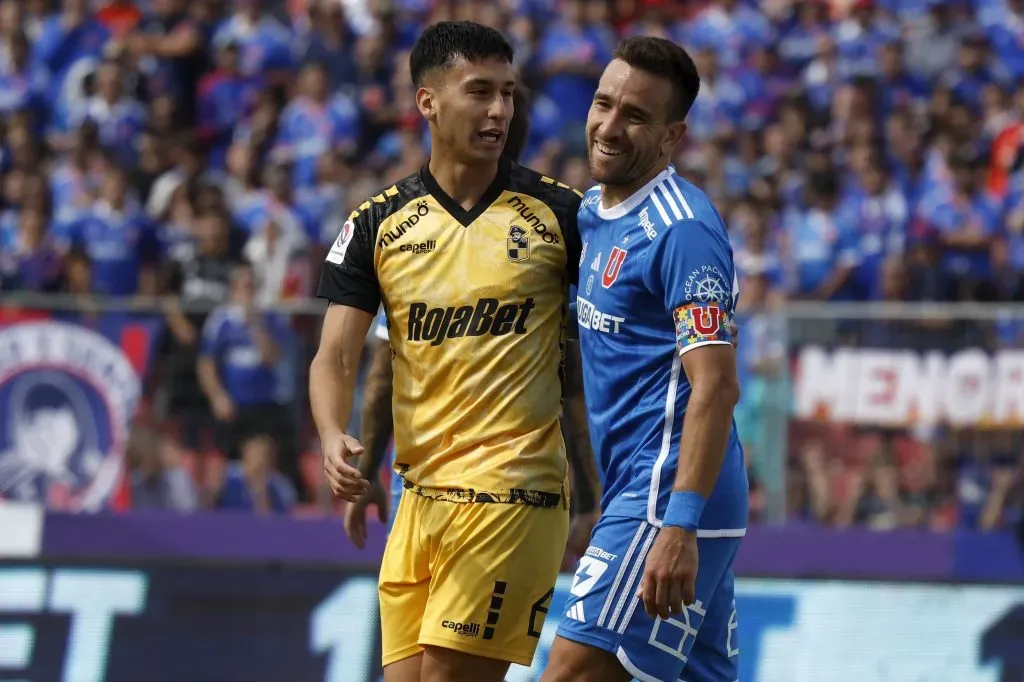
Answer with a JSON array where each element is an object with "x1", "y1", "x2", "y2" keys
[{"x1": 0, "y1": 0, "x2": 1021, "y2": 532}]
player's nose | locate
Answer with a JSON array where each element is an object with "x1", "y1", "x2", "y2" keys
[{"x1": 486, "y1": 93, "x2": 510, "y2": 122}]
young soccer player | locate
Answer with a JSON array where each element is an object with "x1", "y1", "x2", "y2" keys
[
  {"x1": 342, "y1": 86, "x2": 598, "y2": 548},
  {"x1": 310, "y1": 21, "x2": 593, "y2": 682},
  {"x1": 542, "y1": 36, "x2": 749, "y2": 682}
]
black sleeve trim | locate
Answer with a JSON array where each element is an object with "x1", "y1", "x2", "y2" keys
[
  {"x1": 317, "y1": 262, "x2": 380, "y2": 314},
  {"x1": 563, "y1": 207, "x2": 582, "y2": 283}
]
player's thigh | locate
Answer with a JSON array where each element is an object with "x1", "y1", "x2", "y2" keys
[
  {"x1": 680, "y1": 568, "x2": 740, "y2": 682},
  {"x1": 380, "y1": 492, "x2": 432, "y2": 668},
  {"x1": 383, "y1": 652, "x2": 423, "y2": 682},
  {"x1": 556, "y1": 516, "x2": 740, "y2": 682},
  {"x1": 540, "y1": 634, "x2": 633, "y2": 682},
  {"x1": 420, "y1": 501, "x2": 569, "y2": 668},
  {"x1": 420, "y1": 644, "x2": 513, "y2": 682}
]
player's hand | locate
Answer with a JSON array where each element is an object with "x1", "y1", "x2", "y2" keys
[
  {"x1": 322, "y1": 433, "x2": 370, "y2": 502},
  {"x1": 344, "y1": 481, "x2": 389, "y2": 550},
  {"x1": 638, "y1": 526, "x2": 698, "y2": 621},
  {"x1": 566, "y1": 510, "x2": 599, "y2": 559},
  {"x1": 729, "y1": 321, "x2": 740, "y2": 349}
]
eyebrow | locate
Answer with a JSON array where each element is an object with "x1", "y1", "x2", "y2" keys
[
  {"x1": 464, "y1": 77, "x2": 516, "y2": 89},
  {"x1": 594, "y1": 91, "x2": 654, "y2": 119}
]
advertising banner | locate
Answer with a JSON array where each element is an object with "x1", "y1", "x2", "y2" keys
[
  {"x1": 2, "y1": 562, "x2": 1023, "y2": 682},
  {"x1": 794, "y1": 345, "x2": 1024, "y2": 427},
  {"x1": 0, "y1": 314, "x2": 162, "y2": 511}
]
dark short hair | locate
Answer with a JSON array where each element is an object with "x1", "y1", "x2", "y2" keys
[
  {"x1": 409, "y1": 21, "x2": 514, "y2": 87},
  {"x1": 612, "y1": 36, "x2": 701, "y2": 122},
  {"x1": 504, "y1": 84, "x2": 531, "y2": 163}
]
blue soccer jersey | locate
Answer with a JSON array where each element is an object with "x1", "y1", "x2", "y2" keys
[
  {"x1": 558, "y1": 166, "x2": 748, "y2": 682},
  {"x1": 575, "y1": 166, "x2": 748, "y2": 532}
]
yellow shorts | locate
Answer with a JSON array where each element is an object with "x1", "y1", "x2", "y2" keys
[{"x1": 379, "y1": 489, "x2": 570, "y2": 667}]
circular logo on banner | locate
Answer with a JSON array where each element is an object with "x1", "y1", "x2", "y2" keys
[{"x1": 0, "y1": 321, "x2": 141, "y2": 511}]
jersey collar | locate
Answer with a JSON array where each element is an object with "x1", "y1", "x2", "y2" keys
[
  {"x1": 597, "y1": 164, "x2": 674, "y2": 221},
  {"x1": 421, "y1": 156, "x2": 511, "y2": 228}
]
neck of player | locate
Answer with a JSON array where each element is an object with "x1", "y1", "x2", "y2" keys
[
  {"x1": 601, "y1": 160, "x2": 670, "y2": 210},
  {"x1": 428, "y1": 150, "x2": 499, "y2": 211}
]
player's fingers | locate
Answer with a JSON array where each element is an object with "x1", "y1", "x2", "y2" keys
[
  {"x1": 342, "y1": 437, "x2": 365, "y2": 457},
  {"x1": 640, "y1": 573, "x2": 657, "y2": 619},
  {"x1": 378, "y1": 499, "x2": 389, "y2": 524},
  {"x1": 328, "y1": 458, "x2": 364, "y2": 480},
  {"x1": 654, "y1": 574, "x2": 670, "y2": 621},
  {"x1": 343, "y1": 509, "x2": 365, "y2": 549},
  {"x1": 682, "y1": 571, "x2": 697, "y2": 607},
  {"x1": 324, "y1": 468, "x2": 368, "y2": 501},
  {"x1": 668, "y1": 578, "x2": 684, "y2": 616}
]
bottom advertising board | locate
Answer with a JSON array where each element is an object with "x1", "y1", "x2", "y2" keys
[{"x1": 1, "y1": 562, "x2": 1023, "y2": 682}]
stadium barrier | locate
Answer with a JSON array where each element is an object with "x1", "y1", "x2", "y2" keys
[
  {"x1": 6, "y1": 294, "x2": 1024, "y2": 525},
  {"x1": 1, "y1": 506, "x2": 1023, "y2": 682}
]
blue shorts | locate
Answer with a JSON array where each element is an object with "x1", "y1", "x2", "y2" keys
[{"x1": 557, "y1": 515, "x2": 741, "y2": 682}]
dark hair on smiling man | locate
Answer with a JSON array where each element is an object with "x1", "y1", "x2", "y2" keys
[
  {"x1": 612, "y1": 36, "x2": 701, "y2": 122},
  {"x1": 409, "y1": 21, "x2": 515, "y2": 87}
]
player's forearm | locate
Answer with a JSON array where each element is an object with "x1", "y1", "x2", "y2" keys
[
  {"x1": 357, "y1": 340, "x2": 395, "y2": 479},
  {"x1": 309, "y1": 346, "x2": 359, "y2": 442},
  {"x1": 672, "y1": 378, "x2": 740, "y2": 499},
  {"x1": 564, "y1": 394, "x2": 599, "y2": 514},
  {"x1": 563, "y1": 342, "x2": 600, "y2": 512}
]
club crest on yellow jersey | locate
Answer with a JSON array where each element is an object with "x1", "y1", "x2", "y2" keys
[{"x1": 507, "y1": 225, "x2": 530, "y2": 262}]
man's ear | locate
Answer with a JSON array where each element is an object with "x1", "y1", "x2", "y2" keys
[
  {"x1": 415, "y1": 86, "x2": 435, "y2": 121},
  {"x1": 665, "y1": 120, "x2": 687, "y2": 153}
]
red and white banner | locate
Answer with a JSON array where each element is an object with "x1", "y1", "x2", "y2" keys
[{"x1": 794, "y1": 346, "x2": 1024, "y2": 427}]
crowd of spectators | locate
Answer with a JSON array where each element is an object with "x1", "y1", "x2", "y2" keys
[{"x1": 0, "y1": 0, "x2": 1021, "y2": 531}]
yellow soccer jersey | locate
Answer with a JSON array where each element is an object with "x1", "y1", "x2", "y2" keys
[{"x1": 317, "y1": 157, "x2": 583, "y2": 507}]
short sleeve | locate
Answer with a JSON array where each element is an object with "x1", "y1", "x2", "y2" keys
[
  {"x1": 562, "y1": 204, "x2": 582, "y2": 283},
  {"x1": 316, "y1": 210, "x2": 381, "y2": 314},
  {"x1": 199, "y1": 313, "x2": 225, "y2": 357},
  {"x1": 642, "y1": 220, "x2": 736, "y2": 355}
]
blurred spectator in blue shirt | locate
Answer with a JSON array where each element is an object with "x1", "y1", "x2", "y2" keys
[
  {"x1": 295, "y1": 150, "x2": 347, "y2": 249},
  {"x1": 941, "y1": 32, "x2": 1012, "y2": 114},
  {"x1": 62, "y1": 163, "x2": 160, "y2": 296},
  {"x1": 0, "y1": 209, "x2": 63, "y2": 293},
  {"x1": 216, "y1": 434, "x2": 296, "y2": 515},
  {"x1": 684, "y1": 0, "x2": 776, "y2": 71},
  {"x1": 834, "y1": 0, "x2": 899, "y2": 80},
  {"x1": 211, "y1": 0, "x2": 294, "y2": 86},
  {"x1": 848, "y1": 154, "x2": 910, "y2": 300},
  {"x1": 918, "y1": 148, "x2": 1002, "y2": 298},
  {"x1": 0, "y1": 29, "x2": 50, "y2": 131},
  {"x1": 874, "y1": 40, "x2": 930, "y2": 124},
  {"x1": 51, "y1": 121, "x2": 104, "y2": 223},
  {"x1": 779, "y1": 0, "x2": 832, "y2": 73},
  {"x1": 234, "y1": 161, "x2": 310, "y2": 240},
  {"x1": 198, "y1": 262, "x2": 300, "y2": 493},
  {"x1": 787, "y1": 170, "x2": 860, "y2": 300},
  {"x1": 538, "y1": 0, "x2": 611, "y2": 147},
  {"x1": 274, "y1": 61, "x2": 360, "y2": 189},
  {"x1": 196, "y1": 39, "x2": 261, "y2": 170},
  {"x1": 62, "y1": 60, "x2": 146, "y2": 167},
  {"x1": 297, "y1": 0, "x2": 357, "y2": 89},
  {"x1": 979, "y1": 0, "x2": 1024, "y2": 80},
  {"x1": 33, "y1": 0, "x2": 110, "y2": 105}
]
